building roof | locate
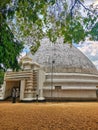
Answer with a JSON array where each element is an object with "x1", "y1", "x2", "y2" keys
[{"x1": 33, "y1": 38, "x2": 97, "y2": 74}]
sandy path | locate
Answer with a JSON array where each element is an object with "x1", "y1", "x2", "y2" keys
[{"x1": 0, "y1": 102, "x2": 98, "y2": 130}]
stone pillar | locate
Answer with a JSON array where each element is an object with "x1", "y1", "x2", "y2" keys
[
  {"x1": 37, "y1": 69, "x2": 45, "y2": 100},
  {"x1": 2, "y1": 81, "x2": 7, "y2": 99},
  {"x1": 0, "y1": 73, "x2": 7, "y2": 100},
  {"x1": 20, "y1": 79, "x2": 25, "y2": 100},
  {"x1": 0, "y1": 83, "x2": 6, "y2": 100},
  {"x1": 25, "y1": 72, "x2": 34, "y2": 99},
  {"x1": 38, "y1": 89, "x2": 44, "y2": 100}
]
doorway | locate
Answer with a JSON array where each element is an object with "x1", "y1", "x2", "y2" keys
[{"x1": 5, "y1": 80, "x2": 21, "y2": 102}]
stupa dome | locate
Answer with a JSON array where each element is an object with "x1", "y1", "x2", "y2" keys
[{"x1": 33, "y1": 38, "x2": 97, "y2": 74}]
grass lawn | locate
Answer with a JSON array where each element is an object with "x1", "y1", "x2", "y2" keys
[{"x1": 0, "y1": 102, "x2": 98, "y2": 130}]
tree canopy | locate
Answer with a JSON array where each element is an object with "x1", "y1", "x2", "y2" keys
[
  {"x1": 0, "y1": 0, "x2": 23, "y2": 71},
  {"x1": 3, "y1": 0, "x2": 97, "y2": 52},
  {"x1": 0, "y1": 0, "x2": 23, "y2": 84},
  {"x1": 0, "y1": 0, "x2": 98, "y2": 66}
]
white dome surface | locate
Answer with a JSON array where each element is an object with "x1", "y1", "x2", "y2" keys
[{"x1": 33, "y1": 38, "x2": 97, "y2": 74}]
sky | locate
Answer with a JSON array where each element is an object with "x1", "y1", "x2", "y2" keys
[
  {"x1": 74, "y1": 41, "x2": 98, "y2": 70},
  {"x1": 85, "y1": 0, "x2": 98, "y2": 5}
]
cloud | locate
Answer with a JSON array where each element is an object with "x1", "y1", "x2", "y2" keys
[
  {"x1": 94, "y1": 0, "x2": 98, "y2": 5},
  {"x1": 85, "y1": 0, "x2": 96, "y2": 5},
  {"x1": 77, "y1": 41, "x2": 98, "y2": 70}
]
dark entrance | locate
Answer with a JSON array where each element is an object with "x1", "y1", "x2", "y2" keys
[
  {"x1": 5, "y1": 80, "x2": 21, "y2": 102},
  {"x1": 11, "y1": 86, "x2": 20, "y2": 103}
]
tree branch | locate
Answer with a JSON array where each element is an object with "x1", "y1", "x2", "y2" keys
[
  {"x1": 70, "y1": 0, "x2": 96, "y2": 17},
  {"x1": 70, "y1": 0, "x2": 78, "y2": 17},
  {"x1": 77, "y1": 0, "x2": 94, "y2": 13}
]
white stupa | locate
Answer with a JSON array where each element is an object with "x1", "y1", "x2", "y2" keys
[
  {"x1": 0, "y1": 38, "x2": 98, "y2": 101},
  {"x1": 32, "y1": 38, "x2": 98, "y2": 101}
]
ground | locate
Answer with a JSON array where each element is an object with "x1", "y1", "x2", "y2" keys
[{"x1": 0, "y1": 102, "x2": 98, "y2": 130}]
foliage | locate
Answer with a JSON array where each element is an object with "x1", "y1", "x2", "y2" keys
[
  {"x1": 8, "y1": 1, "x2": 98, "y2": 46},
  {"x1": 0, "y1": 21, "x2": 23, "y2": 71},
  {"x1": 0, "y1": 0, "x2": 98, "y2": 56},
  {"x1": 0, "y1": 0, "x2": 23, "y2": 72},
  {"x1": 89, "y1": 22, "x2": 98, "y2": 41},
  {"x1": 30, "y1": 42, "x2": 40, "y2": 55}
]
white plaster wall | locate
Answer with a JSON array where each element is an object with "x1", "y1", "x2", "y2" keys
[
  {"x1": 43, "y1": 82, "x2": 97, "y2": 100},
  {"x1": 43, "y1": 89, "x2": 96, "y2": 100},
  {"x1": 43, "y1": 73, "x2": 98, "y2": 100}
]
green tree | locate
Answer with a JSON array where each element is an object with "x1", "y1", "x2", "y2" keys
[
  {"x1": 0, "y1": 0, "x2": 23, "y2": 70},
  {"x1": 0, "y1": 0, "x2": 23, "y2": 84},
  {"x1": 5, "y1": 0, "x2": 97, "y2": 53},
  {"x1": 1, "y1": 0, "x2": 98, "y2": 62}
]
